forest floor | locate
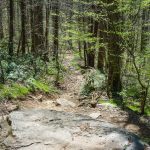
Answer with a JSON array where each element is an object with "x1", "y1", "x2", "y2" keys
[{"x1": 0, "y1": 52, "x2": 150, "y2": 148}]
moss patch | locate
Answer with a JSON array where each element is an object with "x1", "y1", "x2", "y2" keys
[{"x1": 98, "y1": 99, "x2": 118, "y2": 107}]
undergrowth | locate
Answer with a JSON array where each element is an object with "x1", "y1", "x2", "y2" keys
[
  {"x1": 0, "y1": 83, "x2": 29, "y2": 100},
  {"x1": 26, "y1": 78, "x2": 58, "y2": 94},
  {"x1": 0, "y1": 53, "x2": 62, "y2": 101},
  {"x1": 80, "y1": 69, "x2": 106, "y2": 96},
  {"x1": 0, "y1": 79, "x2": 58, "y2": 101},
  {"x1": 98, "y1": 98, "x2": 150, "y2": 116}
]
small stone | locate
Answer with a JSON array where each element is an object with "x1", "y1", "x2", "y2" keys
[
  {"x1": 89, "y1": 112, "x2": 101, "y2": 119},
  {"x1": 56, "y1": 98, "x2": 76, "y2": 107}
]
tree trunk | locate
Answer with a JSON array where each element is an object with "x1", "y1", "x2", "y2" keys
[
  {"x1": 97, "y1": 21, "x2": 106, "y2": 73},
  {"x1": 8, "y1": 0, "x2": 14, "y2": 57},
  {"x1": 45, "y1": 0, "x2": 50, "y2": 54},
  {"x1": 83, "y1": 41, "x2": 87, "y2": 67},
  {"x1": 32, "y1": 0, "x2": 44, "y2": 56},
  {"x1": 20, "y1": 0, "x2": 26, "y2": 55},
  {"x1": 0, "y1": 6, "x2": 4, "y2": 39},
  {"x1": 52, "y1": 0, "x2": 60, "y2": 84},
  {"x1": 78, "y1": 41, "x2": 82, "y2": 58},
  {"x1": 30, "y1": 0, "x2": 35, "y2": 53},
  {"x1": 107, "y1": 0, "x2": 122, "y2": 99},
  {"x1": 83, "y1": 16, "x2": 88, "y2": 67},
  {"x1": 52, "y1": 0, "x2": 59, "y2": 59},
  {"x1": 0, "y1": 60, "x2": 5, "y2": 84},
  {"x1": 87, "y1": 17, "x2": 95, "y2": 68},
  {"x1": 140, "y1": 88, "x2": 148, "y2": 115}
]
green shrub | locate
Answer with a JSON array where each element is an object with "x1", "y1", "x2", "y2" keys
[
  {"x1": 80, "y1": 69, "x2": 106, "y2": 96},
  {"x1": 0, "y1": 83, "x2": 30, "y2": 100}
]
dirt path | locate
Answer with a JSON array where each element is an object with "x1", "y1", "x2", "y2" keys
[
  {"x1": 19, "y1": 53, "x2": 150, "y2": 144},
  {"x1": 0, "y1": 52, "x2": 150, "y2": 147},
  {"x1": 19, "y1": 53, "x2": 84, "y2": 110}
]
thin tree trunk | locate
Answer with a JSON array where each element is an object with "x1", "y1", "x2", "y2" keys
[
  {"x1": 0, "y1": 6, "x2": 4, "y2": 39},
  {"x1": 83, "y1": 41, "x2": 87, "y2": 67},
  {"x1": 8, "y1": 0, "x2": 14, "y2": 57},
  {"x1": 30, "y1": 0, "x2": 35, "y2": 53},
  {"x1": 45, "y1": 0, "x2": 50, "y2": 54},
  {"x1": 20, "y1": 0, "x2": 26, "y2": 55},
  {"x1": 97, "y1": 21, "x2": 106, "y2": 73},
  {"x1": 78, "y1": 41, "x2": 82, "y2": 58},
  {"x1": 87, "y1": 17, "x2": 95, "y2": 68},
  {"x1": 83, "y1": 16, "x2": 88, "y2": 67},
  {"x1": 0, "y1": 60, "x2": 5, "y2": 84},
  {"x1": 17, "y1": 33, "x2": 22, "y2": 56},
  {"x1": 52, "y1": 0, "x2": 59, "y2": 58},
  {"x1": 140, "y1": 88, "x2": 148, "y2": 115},
  {"x1": 52, "y1": 0, "x2": 60, "y2": 84}
]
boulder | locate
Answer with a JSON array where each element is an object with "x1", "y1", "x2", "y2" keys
[{"x1": 3, "y1": 109, "x2": 145, "y2": 150}]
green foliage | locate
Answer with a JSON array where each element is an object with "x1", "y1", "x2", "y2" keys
[
  {"x1": 120, "y1": 0, "x2": 150, "y2": 114},
  {"x1": 0, "y1": 49, "x2": 63, "y2": 101},
  {"x1": 47, "y1": 66, "x2": 58, "y2": 75},
  {"x1": 7, "y1": 63, "x2": 32, "y2": 81},
  {"x1": 145, "y1": 107, "x2": 150, "y2": 116},
  {"x1": 26, "y1": 78, "x2": 57, "y2": 94},
  {"x1": 0, "y1": 83, "x2": 29, "y2": 100},
  {"x1": 80, "y1": 69, "x2": 105, "y2": 95},
  {"x1": 120, "y1": 86, "x2": 141, "y2": 99},
  {"x1": 0, "y1": 77, "x2": 58, "y2": 101},
  {"x1": 98, "y1": 99, "x2": 117, "y2": 107},
  {"x1": 70, "y1": 51, "x2": 81, "y2": 70}
]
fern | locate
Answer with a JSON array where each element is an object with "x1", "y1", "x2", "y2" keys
[
  {"x1": 26, "y1": 78, "x2": 58, "y2": 93},
  {"x1": 0, "y1": 84, "x2": 30, "y2": 100}
]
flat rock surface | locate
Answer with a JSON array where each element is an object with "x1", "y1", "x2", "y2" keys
[{"x1": 4, "y1": 109, "x2": 145, "y2": 150}]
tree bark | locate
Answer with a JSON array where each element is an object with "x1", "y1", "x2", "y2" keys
[
  {"x1": 87, "y1": 17, "x2": 95, "y2": 68},
  {"x1": 8, "y1": 0, "x2": 14, "y2": 57},
  {"x1": 97, "y1": 21, "x2": 106, "y2": 73},
  {"x1": 52, "y1": 0, "x2": 60, "y2": 84},
  {"x1": 52, "y1": 0, "x2": 59, "y2": 59},
  {"x1": 45, "y1": 0, "x2": 50, "y2": 54},
  {"x1": 0, "y1": 5, "x2": 4, "y2": 39},
  {"x1": 20, "y1": 0, "x2": 26, "y2": 55},
  {"x1": 30, "y1": 0, "x2": 35, "y2": 53},
  {"x1": 107, "y1": 0, "x2": 122, "y2": 99},
  {"x1": 32, "y1": 0, "x2": 44, "y2": 56}
]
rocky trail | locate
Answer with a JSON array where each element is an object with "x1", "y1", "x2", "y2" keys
[{"x1": 0, "y1": 53, "x2": 150, "y2": 150}]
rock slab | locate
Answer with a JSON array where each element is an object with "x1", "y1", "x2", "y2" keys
[{"x1": 4, "y1": 109, "x2": 145, "y2": 150}]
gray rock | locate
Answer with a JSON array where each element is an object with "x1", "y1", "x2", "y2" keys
[
  {"x1": 56, "y1": 98, "x2": 76, "y2": 107},
  {"x1": 89, "y1": 112, "x2": 101, "y2": 119},
  {"x1": 4, "y1": 109, "x2": 145, "y2": 150}
]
